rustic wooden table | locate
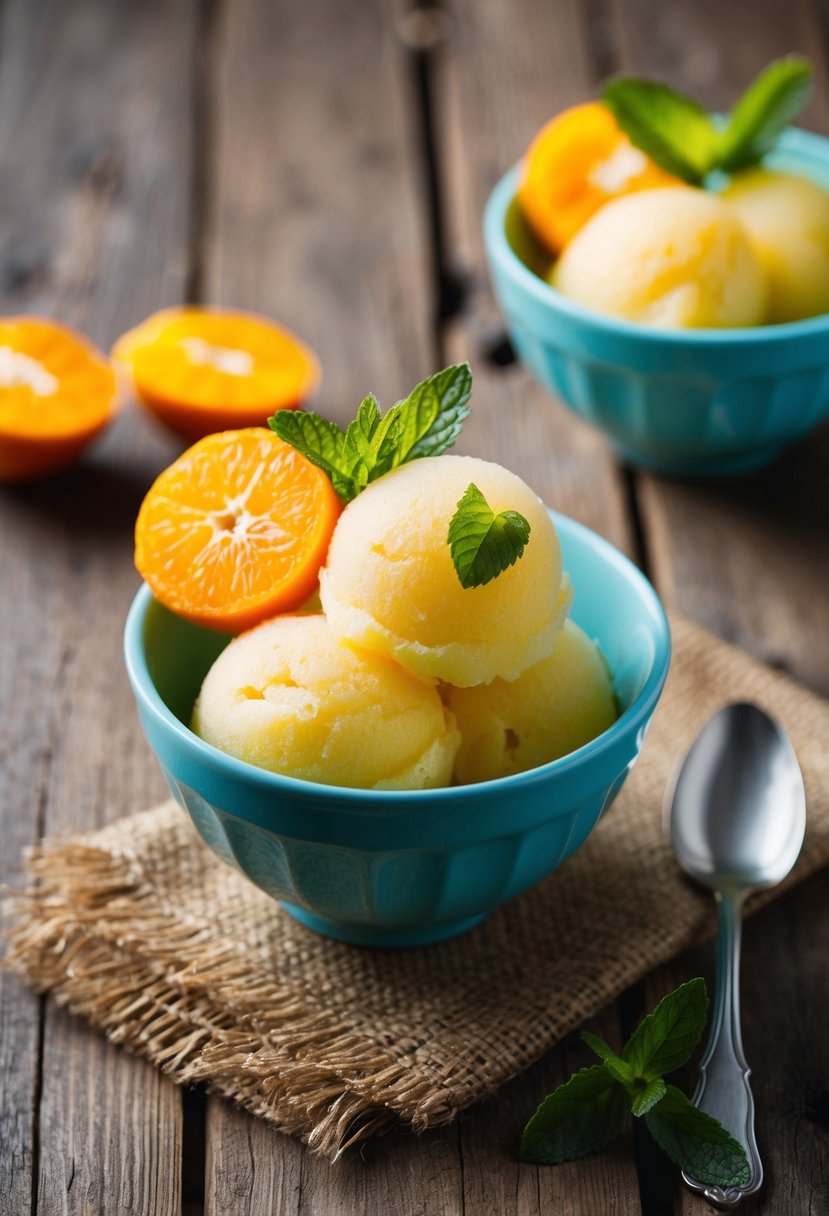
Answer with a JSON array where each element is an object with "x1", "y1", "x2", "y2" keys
[{"x1": 2, "y1": 0, "x2": 828, "y2": 1212}]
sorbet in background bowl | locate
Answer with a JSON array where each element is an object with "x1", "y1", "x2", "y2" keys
[
  {"x1": 484, "y1": 128, "x2": 829, "y2": 477},
  {"x1": 550, "y1": 187, "x2": 768, "y2": 329},
  {"x1": 125, "y1": 510, "x2": 670, "y2": 948}
]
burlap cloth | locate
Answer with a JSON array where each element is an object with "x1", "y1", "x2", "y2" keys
[{"x1": 5, "y1": 615, "x2": 829, "y2": 1159}]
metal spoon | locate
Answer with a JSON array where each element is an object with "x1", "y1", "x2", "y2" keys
[{"x1": 666, "y1": 702, "x2": 806, "y2": 1210}]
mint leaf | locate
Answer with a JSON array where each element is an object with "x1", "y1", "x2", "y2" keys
[
  {"x1": 268, "y1": 407, "x2": 345, "y2": 469},
  {"x1": 631, "y1": 1077, "x2": 667, "y2": 1117},
  {"x1": 448, "y1": 483, "x2": 531, "y2": 589},
  {"x1": 520, "y1": 1065, "x2": 628, "y2": 1165},
  {"x1": 645, "y1": 1085, "x2": 750, "y2": 1187},
  {"x1": 719, "y1": 56, "x2": 813, "y2": 171},
  {"x1": 269, "y1": 364, "x2": 472, "y2": 503},
  {"x1": 580, "y1": 1032, "x2": 635, "y2": 1088},
  {"x1": 267, "y1": 408, "x2": 355, "y2": 501},
  {"x1": 391, "y1": 362, "x2": 472, "y2": 465},
  {"x1": 602, "y1": 78, "x2": 718, "y2": 184},
  {"x1": 623, "y1": 977, "x2": 708, "y2": 1080}
]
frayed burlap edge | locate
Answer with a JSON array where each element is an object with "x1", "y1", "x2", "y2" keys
[
  {"x1": 3, "y1": 843, "x2": 457, "y2": 1159},
  {"x1": 5, "y1": 827, "x2": 819, "y2": 1161}
]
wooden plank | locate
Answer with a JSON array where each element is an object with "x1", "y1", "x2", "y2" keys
[
  {"x1": 298, "y1": 1126, "x2": 462, "y2": 1216},
  {"x1": 439, "y1": 0, "x2": 642, "y2": 1209},
  {"x1": 203, "y1": 0, "x2": 434, "y2": 423},
  {"x1": 205, "y1": 1102, "x2": 302, "y2": 1216},
  {"x1": 458, "y1": 1010, "x2": 640, "y2": 1216},
  {"x1": 0, "y1": 0, "x2": 197, "y2": 1210},
  {"x1": 608, "y1": 1, "x2": 829, "y2": 1210},
  {"x1": 205, "y1": 1096, "x2": 462, "y2": 1216},
  {"x1": 0, "y1": 501, "x2": 50, "y2": 1216},
  {"x1": 200, "y1": 0, "x2": 444, "y2": 1202},
  {"x1": 441, "y1": 0, "x2": 632, "y2": 552}
]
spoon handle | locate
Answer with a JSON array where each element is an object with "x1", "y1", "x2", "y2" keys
[{"x1": 682, "y1": 889, "x2": 763, "y2": 1209}]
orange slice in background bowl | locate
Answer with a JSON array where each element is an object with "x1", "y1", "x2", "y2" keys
[
  {"x1": 0, "y1": 317, "x2": 117, "y2": 482},
  {"x1": 518, "y1": 101, "x2": 681, "y2": 255},
  {"x1": 135, "y1": 427, "x2": 341, "y2": 632},
  {"x1": 114, "y1": 307, "x2": 320, "y2": 442}
]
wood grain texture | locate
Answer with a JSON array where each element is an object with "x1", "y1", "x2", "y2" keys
[
  {"x1": 457, "y1": 1010, "x2": 641, "y2": 1216},
  {"x1": 298, "y1": 1126, "x2": 463, "y2": 1216},
  {"x1": 0, "y1": 0, "x2": 196, "y2": 1211},
  {"x1": 0, "y1": 492, "x2": 50, "y2": 1215},
  {"x1": 441, "y1": 0, "x2": 632, "y2": 553},
  {"x1": 203, "y1": 0, "x2": 433, "y2": 424},
  {"x1": 205, "y1": 1102, "x2": 301, "y2": 1216}
]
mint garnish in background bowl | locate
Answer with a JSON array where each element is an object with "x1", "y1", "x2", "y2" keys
[{"x1": 603, "y1": 55, "x2": 813, "y2": 185}]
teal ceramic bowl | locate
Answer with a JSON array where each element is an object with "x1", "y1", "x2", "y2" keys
[
  {"x1": 484, "y1": 129, "x2": 829, "y2": 477},
  {"x1": 125, "y1": 512, "x2": 670, "y2": 948}
]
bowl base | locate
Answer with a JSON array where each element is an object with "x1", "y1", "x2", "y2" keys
[
  {"x1": 281, "y1": 902, "x2": 488, "y2": 948},
  {"x1": 612, "y1": 442, "x2": 781, "y2": 479}
]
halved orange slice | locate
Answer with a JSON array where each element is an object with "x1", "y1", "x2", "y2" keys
[
  {"x1": 518, "y1": 102, "x2": 681, "y2": 255},
  {"x1": 0, "y1": 317, "x2": 117, "y2": 482},
  {"x1": 114, "y1": 307, "x2": 320, "y2": 441},
  {"x1": 135, "y1": 428, "x2": 341, "y2": 632}
]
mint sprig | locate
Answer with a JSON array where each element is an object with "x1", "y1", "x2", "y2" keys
[
  {"x1": 603, "y1": 55, "x2": 812, "y2": 185},
  {"x1": 268, "y1": 363, "x2": 472, "y2": 503},
  {"x1": 448, "y1": 483, "x2": 531, "y2": 589},
  {"x1": 520, "y1": 978, "x2": 750, "y2": 1189}
]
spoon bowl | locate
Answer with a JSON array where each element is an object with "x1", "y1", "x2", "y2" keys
[{"x1": 668, "y1": 702, "x2": 806, "y2": 892}]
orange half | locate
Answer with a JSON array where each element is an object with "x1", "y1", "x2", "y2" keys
[
  {"x1": 0, "y1": 317, "x2": 117, "y2": 482},
  {"x1": 114, "y1": 307, "x2": 321, "y2": 441},
  {"x1": 518, "y1": 102, "x2": 681, "y2": 255},
  {"x1": 135, "y1": 428, "x2": 341, "y2": 632}
]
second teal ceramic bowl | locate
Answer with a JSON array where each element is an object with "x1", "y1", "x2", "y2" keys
[
  {"x1": 484, "y1": 128, "x2": 829, "y2": 477},
  {"x1": 125, "y1": 512, "x2": 670, "y2": 948}
]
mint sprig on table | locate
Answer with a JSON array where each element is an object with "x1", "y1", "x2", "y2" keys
[
  {"x1": 603, "y1": 55, "x2": 812, "y2": 185},
  {"x1": 520, "y1": 978, "x2": 750, "y2": 1189},
  {"x1": 448, "y1": 483, "x2": 531, "y2": 589},
  {"x1": 268, "y1": 362, "x2": 472, "y2": 503},
  {"x1": 271, "y1": 362, "x2": 532, "y2": 589}
]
